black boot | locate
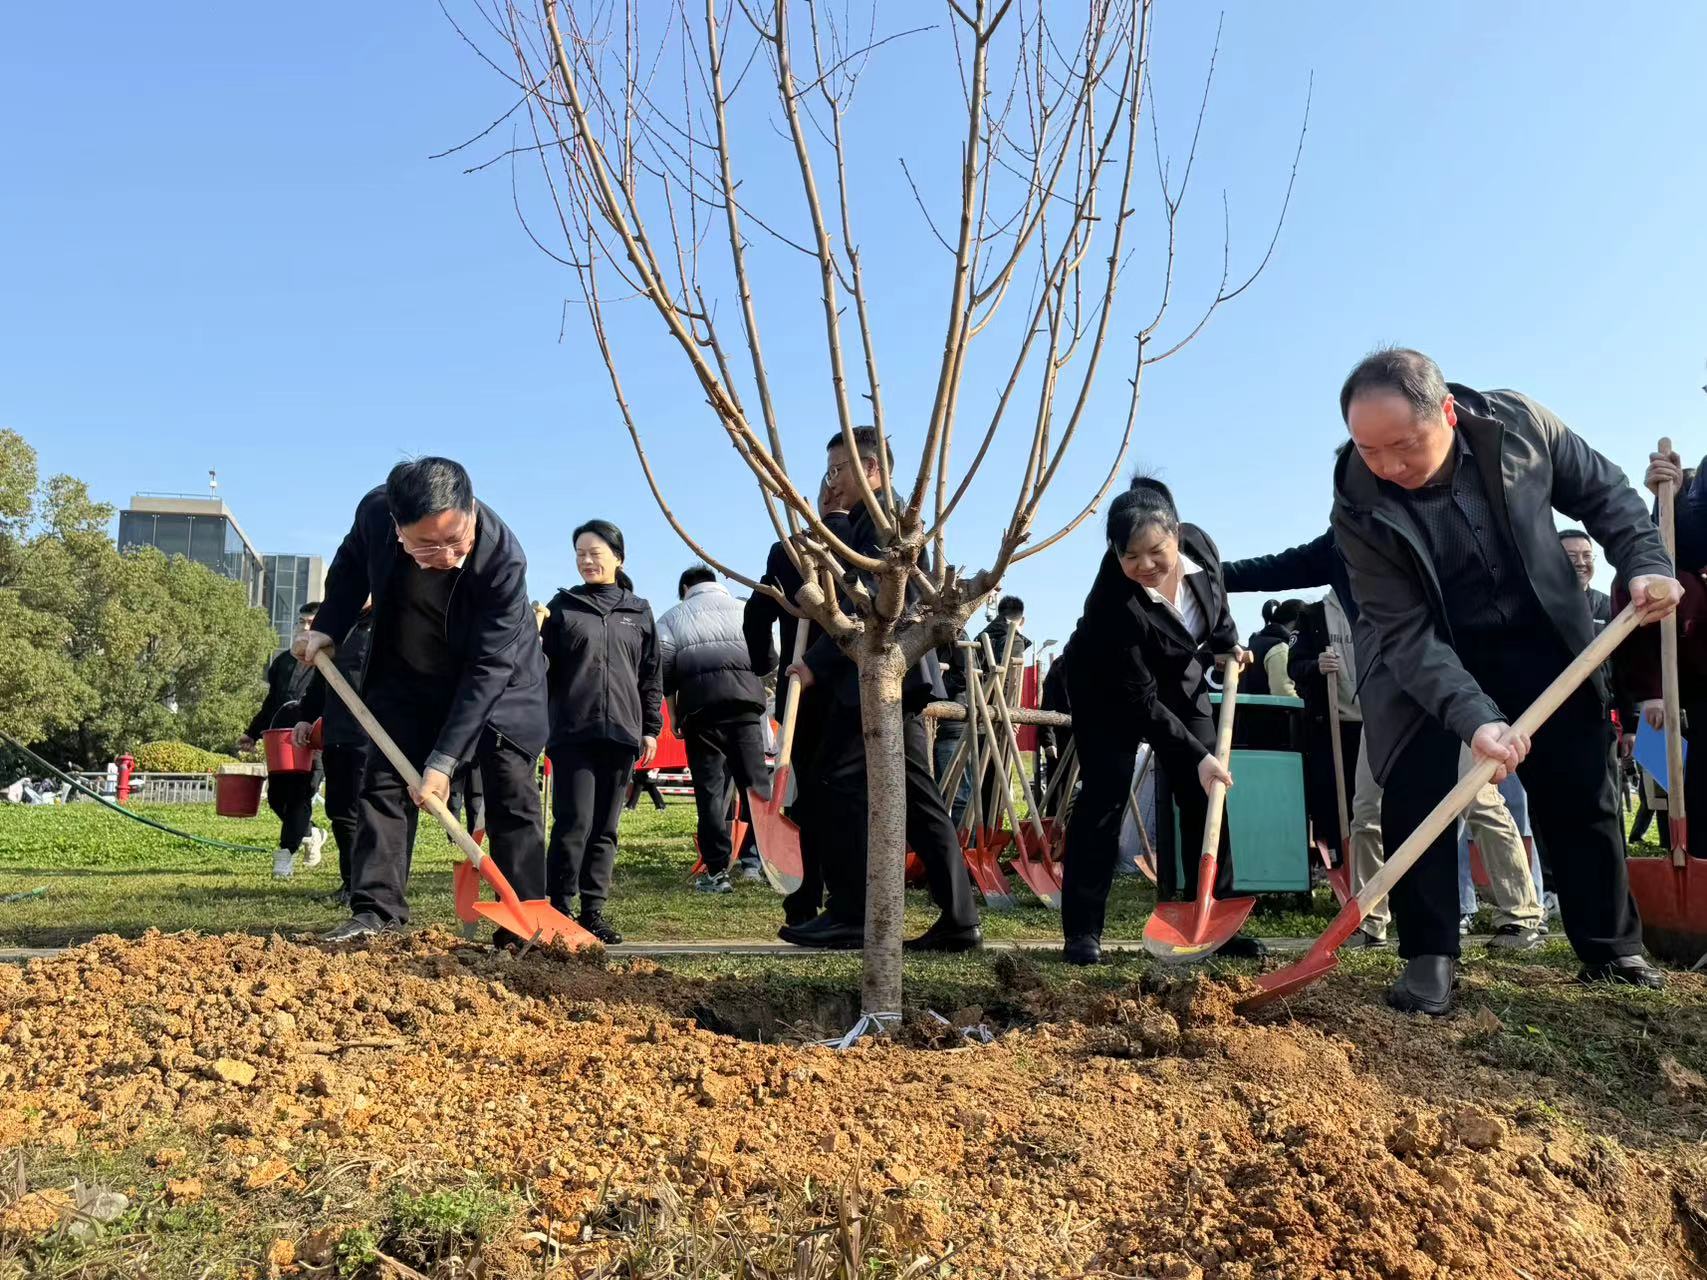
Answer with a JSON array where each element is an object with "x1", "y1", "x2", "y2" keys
[
  {"x1": 1385, "y1": 955, "x2": 1456, "y2": 1016},
  {"x1": 578, "y1": 910, "x2": 623, "y2": 946},
  {"x1": 1577, "y1": 954, "x2": 1664, "y2": 990},
  {"x1": 903, "y1": 916, "x2": 983, "y2": 953},
  {"x1": 778, "y1": 912, "x2": 864, "y2": 949},
  {"x1": 1062, "y1": 934, "x2": 1103, "y2": 966}
]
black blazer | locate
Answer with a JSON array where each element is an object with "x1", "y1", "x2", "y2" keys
[
  {"x1": 1061, "y1": 522, "x2": 1241, "y2": 764},
  {"x1": 314, "y1": 487, "x2": 549, "y2": 764}
]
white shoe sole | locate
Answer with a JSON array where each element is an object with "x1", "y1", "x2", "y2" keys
[
  {"x1": 273, "y1": 851, "x2": 295, "y2": 879},
  {"x1": 303, "y1": 831, "x2": 325, "y2": 868}
]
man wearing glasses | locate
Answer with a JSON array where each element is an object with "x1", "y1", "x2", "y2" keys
[{"x1": 296, "y1": 457, "x2": 549, "y2": 944}]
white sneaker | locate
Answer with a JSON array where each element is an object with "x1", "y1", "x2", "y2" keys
[
  {"x1": 303, "y1": 828, "x2": 325, "y2": 868},
  {"x1": 272, "y1": 848, "x2": 295, "y2": 879}
]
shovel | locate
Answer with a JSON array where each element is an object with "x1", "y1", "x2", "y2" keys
[
  {"x1": 310, "y1": 650, "x2": 597, "y2": 950},
  {"x1": 1322, "y1": 669, "x2": 1355, "y2": 905},
  {"x1": 1244, "y1": 604, "x2": 1644, "y2": 1010},
  {"x1": 1659, "y1": 436, "x2": 1689, "y2": 860},
  {"x1": 960, "y1": 649, "x2": 1016, "y2": 909},
  {"x1": 745, "y1": 622, "x2": 809, "y2": 895},
  {"x1": 980, "y1": 633, "x2": 1062, "y2": 907},
  {"x1": 1144, "y1": 657, "x2": 1257, "y2": 961}
]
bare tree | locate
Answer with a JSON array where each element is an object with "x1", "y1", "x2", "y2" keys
[{"x1": 446, "y1": 0, "x2": 1307, "y2": 1024}]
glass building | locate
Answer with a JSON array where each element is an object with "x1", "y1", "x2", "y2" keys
[
  {"x1": 117, "y1": 494, "x2": 267, "y2": 610},
  {"x1": 263, "y1": 553, "x2": 326, "y2": 649}
]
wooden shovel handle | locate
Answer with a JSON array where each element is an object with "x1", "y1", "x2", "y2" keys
[
  {"x1": 311, "y1": 649, "x2": 491, "y2": 873},
  {"x1": 1658, "y1": 435, "x2": 1687, "y2": 861},
  {"x1": 1199, "y1": 657, "x2": 1242, "y2": 862},
  {"x1": 980, "y1": 633, "x2": 1047, "y2": 846},
  {"x1": 1326, "y1": 671, "x2": 1352, "y2": 847},
  {"x1": 774, "y1": 621, "x2": 813, "y2": 771},
  {"x1": 1353, "y1": 605, "x2": 1643, "y2": 914}
]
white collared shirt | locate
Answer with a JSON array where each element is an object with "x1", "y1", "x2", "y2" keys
[{"x1": 1143, "y1": 553, "x2": 1206, "y2": 642}]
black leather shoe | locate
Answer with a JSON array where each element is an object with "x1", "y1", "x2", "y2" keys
[
  {"x1": 1385, "y1": 955, "x2": 1456, "y2": 1016},
  {"x1": 1213, "y1": 935, "x2": 1268, "y2": 961},
  {"x1": 778, "y1": 913, "x2": 864, "y2": 949},
  {"x1": 578, "y1": 911, "x2": 623, "y2": 945},
  {"x1": 1062, "y1": 934, "x2": 1103, "y2": 966},
  {"x1": 904, "y1": 917, "x2": 983, "y2": 953},
  {"x1": 1578, "y1": 955, "x2": 1665, "y2": 990}
]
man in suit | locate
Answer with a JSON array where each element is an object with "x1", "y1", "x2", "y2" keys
[
  {"x1": 782, "y1": 428, "x2": 981, "y2": 952},
  {"x1": 1333, "y1": 347, "x2": 1677, "y2": 1013},
  {"x1": 296, "y1": 457, "x2": 549, "y2": 945},
  {"x1": 744, "y1": 480, "x2": 852, "y2": 927}
]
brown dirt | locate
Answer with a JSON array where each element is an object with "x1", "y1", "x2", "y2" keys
[{"x1": 1, "y1": 929, "x2": 1705, "y2": 1278}]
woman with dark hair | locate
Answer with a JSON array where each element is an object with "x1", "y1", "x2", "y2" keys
[
  {"x1": 1242, "y1": 598, "x2": 1304, "y2": 697},
  {"x1": 540, "y1": 519, "x2": 663, "y2": 943},
  {"x1": 1057, "y1": 476, "x2": 1257, "y2": 965}
]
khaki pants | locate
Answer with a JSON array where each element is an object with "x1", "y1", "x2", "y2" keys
[{"x1": 1349, "y1": 728, "x2": 1542, "y2": 940}]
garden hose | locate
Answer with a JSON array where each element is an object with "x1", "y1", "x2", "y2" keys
[{"x1": 0, "y1": 730, "x2": 275, "y2": 855}]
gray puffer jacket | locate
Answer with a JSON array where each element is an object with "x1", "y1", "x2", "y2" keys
[{"x1": 656, "y1": 582, "x2": 766, "y2": 727}]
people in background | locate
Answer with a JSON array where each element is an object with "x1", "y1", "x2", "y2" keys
[
  {"x1": 1243, "y1": 598, "x2": 1303, "y2": 697},
  {"x1": 744, "y1": 477, "x2": 853, "y2": 928},
  {"x1": 783, "y1": 428, "x2": 981, "y2": 952},
  {"x1": 657, "y1": 564, "x2": 772, "y2": 894},
  {"x1": 540, "y1": 519, "x2": 662, "y2": 944},
  {"x1": 626, "y1": 768, "x2": 668, "y2": 811},
  {"x1": 1286, "y1": 591, "x2": 1359, "y2": 855},
  {"x1": 1457, "y1": 766, "x2": 1546, "y2": 941},
  {"x1": 293, "y1": 601, "x2": 375, "y2": 905},
  {"x1": 245, "y1": 600, "x2": 327, "y2": 878},
  {"x1": 1058, "y1": 475, "x2": 1258, "y2": 966},
  {"x1": 299, "y1": 458, "x2": 550, "y2": 946},
  {"x1": 1334, "y1": 347, "x2": 1676, "y2": 1013}
]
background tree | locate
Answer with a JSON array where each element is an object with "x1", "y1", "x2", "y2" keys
[
  {"x1": 0, "y1": 430, "x2": 276, "y2": 764},
  {"x1": 455, "y1": 0, "x2": 1305, "y2": 1021}
]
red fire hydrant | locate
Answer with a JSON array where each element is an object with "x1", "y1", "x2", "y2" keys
[{"x1": 116, "y1": 755, "x2": 135, "y2": 805}]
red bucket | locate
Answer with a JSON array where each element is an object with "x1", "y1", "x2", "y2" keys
[
  {"x1": 263, "y1": 728, "x2": 314, "y2": 774},
  {"x1": 215, "y1": 772, "x2": 264, "y2": 818}
]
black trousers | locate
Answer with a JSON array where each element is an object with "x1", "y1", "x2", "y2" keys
[
  {"x1": 546, "y1": 741, "x2": 636, "y2": 914},
  {"x1": 321, "y1": 744, "x2": 366, "y2": 892},
  {"x1": 626, "y1": 769, "x2": 666, "y2": 810},
  {"x1": 782, "y1": 687, "x2": 832, "y2": 921},
  {"x1": 1380, "y1": 637, "x2": 1640, "y2": 962},
  {"x1": 267, "y1": 762, "x2": 322, "y2": 852},
  {"x1": 1302, "y1": 717, "x2": 1362, "y2": 850},
  {"x1": 349, "y1": 677, "x2": 546, "y2": 926},
  {"x1": 684, "y1": 716, "x2": 773, "y2": 873},
  {"x1": 1062, "y1": 713, "x2": 1231, "y2": 940},
  {"x1": 812, "y1": 701, "x2": 977, "y2": 930}
]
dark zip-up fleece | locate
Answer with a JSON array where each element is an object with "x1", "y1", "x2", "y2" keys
[
  {"x1": 1332, "y1": 382, "x2": 1670, "y2": 786},
  {"x1": 297, "y1": 612, "x2": 376, "y2": 748},
  {"x1": 541, "y1": 585, "x2": 664, "y2": 752},
  {"x1": 313, "y1": 486, "x2": 549, "y2": 774}
]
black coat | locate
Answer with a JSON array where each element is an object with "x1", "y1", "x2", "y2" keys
[
  {"x1": 1333, "y1": 382, "x2": 1671, "y2": 784},
  {"x1": 298, "y1": 613, "x2": 375, "y2": 748},
  {"x1": 975, "y1": 616, "x2": 1031, "y2": 672},
  {"x1": 1242, "y1": 621, "x2": 1293, "y2": 696},
  {"x1": 247, "y1": 649, "x2": 315, "y2": 740},
  {"x1": 314, "y1": 487, "x2": 549, "y2": 763},
  {"x1": 742, "y1": 512, "x2": 855, "y2": 675},
  {"x1": 541, "y1": 586, "x2": 663, "y2": 753},
  {"x1": 1061, "y1": 523, "x2": 1240, "y2": 764},
  {"x1": 1224, "y1": 528, "x2": 1357, "y2": 625},
  {"x1": 801, "y1": 508, "x2": 946, "y2": 712}
]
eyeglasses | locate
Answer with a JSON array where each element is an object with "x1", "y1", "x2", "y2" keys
[
  {"x1": 395, "y1": 514, "x2": 475, "y2": 557},
  {"x1": 823, "y1": 458, "x2": 877, "y2": 485}
]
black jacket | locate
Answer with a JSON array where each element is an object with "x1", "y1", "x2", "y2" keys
[
  {"x1": 541, "y1": 586, "x2": 663, "y2": 752},
  {"x1": 1060, "y1": 523, "x2": 1240, "y2": 763},
  {"x1": 743, "y1": 512, "x2": 855, "y2": 675},
  {"x1": 315, "y1": 487, "x2": 549, "y2": 765},
  {"x1": 298, "y1": 612, "x2": 376, "y2": 748},
  {"x1": 802, "y1": 508, "x2": 947, "y2": 712},
  {"x1": 247, "y1": 650, "x2": 315, "y2": 740},
  {"x1": 1224, "y1": 528, "x2": 1357, "y2": 624},
  {"x1": 975, "y1": 616, "x2": 1031, "y2": 673},
  {"x1": 1242, "y1": 621, "x2": 1293, "y2": 696},
  {"x1": 1333, "y1": 382, "x2": 1670, "y2": 784}
]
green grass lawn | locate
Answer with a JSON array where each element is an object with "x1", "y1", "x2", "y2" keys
[
  {"x1": 0, "y1": 790, "x2": 1667, "y2": 950},
  {"x1": 0, "y1": 796, "x2": 1361, "y2": 948}
]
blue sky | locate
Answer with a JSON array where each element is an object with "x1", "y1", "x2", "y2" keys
[{"x1": 4, "y1": 2, "x2": 1703, "y2": 645}]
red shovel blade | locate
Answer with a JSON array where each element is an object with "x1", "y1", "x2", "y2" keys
[
  {"x1": 1239, "y1": 899, "x2": 1366, "y2": 1011},
  {"x1": 452, "y1": 859, "x2": 481, "y2": 926},
  {"x1": 1313, "y1": 839, "x2": 1353, "y2": 907},
  {"x1": 1010, "y1": 825, "x2": 1063, "y2": 908},
  {"x1": 960, "y1": 830, "x2": 1015, "y2": 910},
  {"x1": 748, "y1": 767, "x2": 803, "y2": 896},
  {"x1": 459, "y1": 856, "x2": 600, "y2": 951},
  {"x1": 1143, "y1": 894, "x2": 1257, "y2": 963}
]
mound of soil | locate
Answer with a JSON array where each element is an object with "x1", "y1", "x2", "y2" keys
[{"x1": 1, "y1": 930, "x2": 1704, "y2": 1277}]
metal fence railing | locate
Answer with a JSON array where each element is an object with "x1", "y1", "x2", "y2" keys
[{"x1": 64, "y1": 773, "x2": 218, "y2": 805}]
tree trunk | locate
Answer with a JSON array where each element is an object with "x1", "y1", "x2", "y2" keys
[{"x1": 857, "y1": 641, "x2": 908, "y2": 1018}]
